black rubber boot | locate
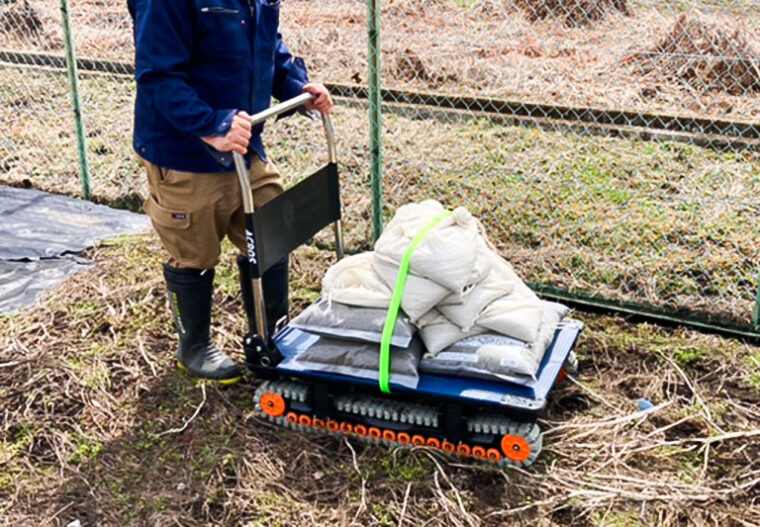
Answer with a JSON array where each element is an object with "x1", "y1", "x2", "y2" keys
[
  {"x1": 237, "y1": 255, "x2": 289, "y2": 338},
  {"x1": 164, "y1": 264, "x2": 243, "y2": 384}
]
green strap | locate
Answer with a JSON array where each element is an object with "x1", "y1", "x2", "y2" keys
[{"x1": 379, "y1": 210, "x2": 453, "y2": 393}]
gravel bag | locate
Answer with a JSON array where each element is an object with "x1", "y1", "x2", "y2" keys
[
  {"x1": 373, "y1": 254, "x2": 451, "y2": 322},
  {"x1": 419, "y1": 301, "x2": 570, "y2": 382},
  {"x1": 290, "y1": 334, "x2": 424, "y2": 389},
  {"x1": 374, "y1": 200, "x2": 491, "y2": 295},
  {"x1": 290, "y1": 298, "x2": 415, "y2": 348},
  {"x1": 476, "y1": 292, "x2": 544, "y2": 344},
  {"x1": 439, "y1": 251, "x2": 522, "y2": 330},
  {"x1": 417, "y1": 309, "x2": 487, "y2": 355},
  {"x1": 322, "y1": 252, "x2": 392, "y2": 308}
]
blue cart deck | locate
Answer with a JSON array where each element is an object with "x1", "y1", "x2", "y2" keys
[{"x1": 273, "y1": 319, "x2": 584, "y2": 412}]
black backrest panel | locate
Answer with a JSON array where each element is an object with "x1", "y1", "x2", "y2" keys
[{"x1": 252, "y1": 163, "x2": 340, "y2": 274}]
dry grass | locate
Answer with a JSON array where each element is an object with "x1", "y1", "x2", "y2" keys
[
  {"x1": 514, "y1": 0, "x2": 631, "y2": 27},
  {"x1": 1, "y1": 0, "x2": 759, "y2": 119},
  {"x1": 1, "y1": 69, "x2": 759, "y2": 329},
  {"x1": 632, "y1": 13, "x2": 760, "y2": 96},
  {"x1": 0, "y1": 234, "x2": 758, "y2": 526}
]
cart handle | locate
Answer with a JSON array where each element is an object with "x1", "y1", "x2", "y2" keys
[
  {"x1": 233, "y1": 93, "x2": 338, "y2": 211},
  {"x1": 233, "y1": 93, "x2": 343, "y2": 344}
]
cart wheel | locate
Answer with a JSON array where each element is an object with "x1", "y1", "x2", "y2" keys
[
  {"x1": 259, "y1": 392, "x2": 286, "y2": 418},
  {"x1": 500, "y1": 434, "x2": 532, "y2": 463}
]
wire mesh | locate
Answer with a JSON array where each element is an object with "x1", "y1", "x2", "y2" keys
[
  {"x1": 0, "y1": 0, "x2": 758, "y2": 333},
  {"x1": 369, "y1": 0, "x2": 760, "y2": 333}
]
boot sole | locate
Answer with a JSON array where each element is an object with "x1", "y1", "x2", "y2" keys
[{"x1": 176, "y1": 361, "x2": 242, "y2": 385}]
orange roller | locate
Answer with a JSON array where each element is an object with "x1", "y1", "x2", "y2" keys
[
  {"x1": 457, "y1": 444, "x2": 471, "y2": 457},
  {"x1": 411, "y1": 435, "x2": 426, "y2": 446},
  {"x1": 426, "y1": 437, "x2": 441, "y2": 449},
  {"x1": 501, "y1": 435, "x2": 531, "y2": 463},
  {"x1": 339, "y1": 422, "x2": 354, "y2": 434},
  {"x1": 441, "y1": 441, "x2": 456, "y2": 453},
  {"x1": 326, "y1": 420, "x2": 339, "y2": 432},
  {"x1": 383, "y1": 430, "x2": 396, "y2": 442},
  {"x1": 313, "y1": 418, "x2": 325, "y2": 429},
  {"x1": 354, "y1": 424, "x2": 368, "y2": 437},
  {"x1": 298, "y1": 415, "x2": 312, "y2": 427},
  {"x1": 259, "y1": 392, "x2": 286, "y2": 418},
  {"x1": 286, "y1": 412, "x2": 299, "y2": 425},
  {"x1": 487, "y1": 448, "x2": 502, "y2": 462},
  {"x1": 396, "y1": 432, "x2": 411, "y2": 444},
  {"x1": 368, "y1": 427, "x2": 382, "y2": 440},
  {"x1": 472, "y1": 446, "x2": 487, "y2": 459}
]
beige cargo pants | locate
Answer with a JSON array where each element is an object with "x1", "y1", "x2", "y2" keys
[{"x1": 141, "y1": 155, "x2": 284, "y2": 269}]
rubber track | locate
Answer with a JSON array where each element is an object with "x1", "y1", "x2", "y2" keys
[{"x1": 254, "y1": 379, "x2": 543, "y2": 468}]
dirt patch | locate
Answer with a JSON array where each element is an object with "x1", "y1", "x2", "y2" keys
[
  {"x1": 633, "y1": 14, "x2": 760, "y2": 95},
  {"x1": 0, "y1": 0, "x2": 42, "y2": 38},
  {"x1": 515, "y1": 0, "x2": 630, "y2": 27}
]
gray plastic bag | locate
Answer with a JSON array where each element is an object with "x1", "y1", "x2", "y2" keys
[
  {"x1": 290, "y1": 299, "x2": 415, "y2": 348},
  {"x1": 291, "y1": 334, "x2": 424, "y2": 389}
]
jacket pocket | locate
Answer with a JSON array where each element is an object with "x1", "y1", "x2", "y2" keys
[
  {"x1": 200, "y1": 6, "x2": 240, "y2": 14},
  {"x1": 196, "y1": 2, "x2": 247, "y2": 58}
]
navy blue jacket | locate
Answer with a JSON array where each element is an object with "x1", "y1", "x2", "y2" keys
[{"x1": 129, "y1": 0, "x2": 309, "y2": 172}]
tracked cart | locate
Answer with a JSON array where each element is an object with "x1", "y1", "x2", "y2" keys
[{"x1": 235, "y1": 94, "x2": 583, "y2": 467}]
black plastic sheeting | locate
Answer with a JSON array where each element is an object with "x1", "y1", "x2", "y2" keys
[{"x1": 0, "y1": 186, "x2": 150, "y2": 314}]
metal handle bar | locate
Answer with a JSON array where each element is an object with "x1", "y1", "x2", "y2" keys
[
  {"x1": 233, "y1": 93, "x2": 338, "y2": 215},
  {"x1": 233, "y1": 93, "x2": 343, "y2": 341}
]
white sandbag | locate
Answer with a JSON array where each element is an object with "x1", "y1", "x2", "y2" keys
[
  {"x1": 290, "y1": 298, "x2": 415, "y2": 348},
  {"x1": 476, "y1": 289, "x2": 543, "y2": 343},
  {"x1": 439, "y1": 251, "x2": 522, "y2": 330},
  {"x1": 419, "y1": 301, "x2": 571, "y2": 381},
  {"x1": 417, "y1": 309, "x2": 487, "y2": 355},
  {"x1": 374, "y1": 200, "x2": 489, "y2": 294},
  {"x1": 373, "y1": 254, "x2": 450, "y2": 323},
  {"x1": 322, "y1": 252, "x2": 391, "y2": 308}
]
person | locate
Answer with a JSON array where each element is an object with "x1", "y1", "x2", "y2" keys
[{"x1": 128, "y1": 0, "x2": 333, "y2": 384}]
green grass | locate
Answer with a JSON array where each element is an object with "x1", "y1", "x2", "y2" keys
[{"x1": 2, "y1": 69, "x2": 759, "y2": 330}]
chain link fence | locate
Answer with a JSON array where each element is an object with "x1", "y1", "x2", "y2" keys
[{"x1": 0, "y1": 0, "x2": 758, "y2": 335}]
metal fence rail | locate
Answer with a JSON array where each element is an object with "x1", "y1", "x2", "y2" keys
[{"x1": 0, "y1": 0, "x2": 758, "y2": 337}]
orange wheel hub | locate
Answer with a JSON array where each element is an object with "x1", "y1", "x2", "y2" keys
[
  {"x1": 472, "y1": 446, "x2": 487, "y2": 459},
  {"x1": 426, "y1": 437, "x2": 441, "y2": 449},
  {"x1": 354, "y1": 424, "x2": 367, "y2": 437},
  {"x1": 340, "y1": 422, "x2": 354, "y2": 434},
  {"x1": 411, "y1": 435, "x2": 425, "y2": 446},
  {"x1": 457, "y1": 444, "x2": 471, "y2": 457},
  {"x1": 260, "y1": 392, "x2": 286, "y2": 417},
  {"x1": 326, "y1": 420, "x2": 339, "y2": 432},
  {"x1": 397, "y1": 432, "x2": 411, "y2": 444},
  {"x1": 285, "y1": 412, "x2": 299, "y2": 425},
  {"x1": 486, "y1": 448, "x2": 502, "y2": 462},
  {"x1": 441, "y1": 441, "x2": 456, "y2": 453},
  {"x1": 501, "y1": 435, "x2": 531, "y2": 463},
  {"x1": 313, "y1": 418, "x2": 325, "y2": 429},
  {"x1": 298, "y1": 415, "x2": 312, "y2": 427},
  {"x1": 383, "y1": 430, "x2": 396, "y2": 442},
  {"x1": 368, "y1": 427, "x2": 382, "y2": 440}
]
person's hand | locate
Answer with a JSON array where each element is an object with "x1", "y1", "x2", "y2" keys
[
  {"x1": 201, "y1": 111, "x2": 252, "y2": 154},
  {"x1": 302, "y1": 83, "x2": 333, "y2": 115}
]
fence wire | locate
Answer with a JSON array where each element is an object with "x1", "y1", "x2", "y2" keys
[{"x1": 0, "y1": 0, "x2": 758, "y2": 335}]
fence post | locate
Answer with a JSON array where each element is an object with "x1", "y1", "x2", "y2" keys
[
  {"x1": 60, "y1": 0, "x2": 91, "y2": 200},
  {"x1": 367, "y1": 0, "x2": 383, "y2": 242}
]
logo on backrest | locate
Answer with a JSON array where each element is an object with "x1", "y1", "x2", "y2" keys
[{"x1": 246, "y1": 230, "x2": 258, "y2": 265}]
